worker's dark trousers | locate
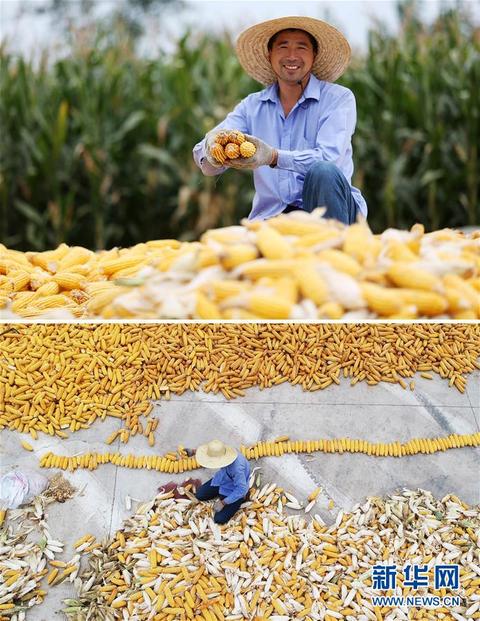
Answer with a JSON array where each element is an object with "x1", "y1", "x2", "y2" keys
[
  {"x1": 284, "y1": 161, "x2": 358, "y2": 225},
  {"x1": 195, "y1": 478, "x2": 246, "y2": 524}
]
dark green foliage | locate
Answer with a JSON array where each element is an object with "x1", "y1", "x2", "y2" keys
[{"x1": 0, "y1": 4, "x2": 478, "y2": 251}]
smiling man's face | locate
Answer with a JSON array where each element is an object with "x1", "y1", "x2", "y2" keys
[{"x1": 268, "y1": 29, "x2": 316, "y2": 85}]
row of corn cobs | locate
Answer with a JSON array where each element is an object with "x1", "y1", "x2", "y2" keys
[
  {"x1": 1, "y1": 211, "x2": 479, "y2": 319},
  {"x1": 37, "y1": 431, "x2": 480, "y2": 472}
]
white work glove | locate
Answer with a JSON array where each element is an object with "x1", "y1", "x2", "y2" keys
[
  {"x1": 213, "y1": 499, "x2": 225, "y2": 513},
  {"x1": 226, "y1": 134, "x2": 277, "y2": 170}
]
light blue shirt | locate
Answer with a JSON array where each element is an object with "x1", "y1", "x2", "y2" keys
[
  {"x1": 211, "y1": 453, "x2": 250, "y2": 505},
  {"x1": 193, "y1": 74, "x2": 367, "y2": 220}
]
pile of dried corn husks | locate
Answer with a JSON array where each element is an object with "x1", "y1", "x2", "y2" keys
[
  {"x1": 1, "y1": 324, "x2": 479, "y2": 441},
  {"x1": 0, "y1": 483, "x2": 77, "y2": 621},
  {"x1": 1, "y1": 211, "x2": 479, "y2": 319},
  {"x1": 66, "y1": 486, "x2": 480, "y2": 621}
]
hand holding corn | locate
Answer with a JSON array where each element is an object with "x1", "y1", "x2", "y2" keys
[
  {"x1": 213, "y1": 499, "x2": 225, "y2": 512},
  {"x1": 205, "y1": 128, "x2": 262, "y2": 169},
  {"x1": 204, "y1": 129, "x2": 227, "y2": 168},
  {"x1": 224, "y1": 133, "x2": 276, "y2": 170}
]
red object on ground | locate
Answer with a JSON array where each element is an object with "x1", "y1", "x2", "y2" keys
[{"x1": 158, "y1": 478, "x2": 202, "y2": 499}]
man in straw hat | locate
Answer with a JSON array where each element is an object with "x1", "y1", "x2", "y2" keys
[
  {"x1": 195, "y1": 440, "x2": 250, "y2": 524},
  {"x1": 193, "y1": 16, "x2": 367, "y2": 224}
]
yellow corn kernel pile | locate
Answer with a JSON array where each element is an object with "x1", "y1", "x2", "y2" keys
[
  {"x1": 66, "y1": 487, "x2": 480, "y2": 620},
  {"x1": 38, "y1": 431, "x2": 480, "y2": 473},
  {"x1": 1, "y1": 212, "x2": 478, "y2": 319},
  {"x1": 1, "y1": 324, "x2": 479, "y2": 441}
]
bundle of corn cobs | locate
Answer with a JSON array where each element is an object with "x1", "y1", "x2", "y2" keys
[
  {"x1": 210, "y1": 129, "x2": 256, "y2": 164},
  {"x1": 0, "y1": 210, "x2": 479, "y2": 319}
]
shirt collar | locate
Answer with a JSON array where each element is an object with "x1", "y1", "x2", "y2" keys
[{"x1": 259, "y1": 74, "x2": 323, "y2": 103}]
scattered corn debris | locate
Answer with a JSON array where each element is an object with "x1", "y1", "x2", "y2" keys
[
  {"x1": 1, "y1": 212, "x2": 479, "y2": 319},
  {"x1": 43, "y1": 473, "x2": 76, "y2": 504},
  {"x1": 0, "y1": 492, "x2": 77, "y2": 621},
  {"x1": 38, "y1": 431, "x2": 480, "y2": 473},
  {"x1": 1, "y1": 324, "x2": 478, "y2": 441},
  {"x1": 65, "y1": 487, "x2": 480, "y2": 620}
]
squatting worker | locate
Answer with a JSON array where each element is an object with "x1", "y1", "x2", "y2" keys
[
  {"x1": 195, "y1": 440, "x2": 250, "y2": 524},
  {"x1": 193, "y1": 16, "x2": 367, "y2": 224}
]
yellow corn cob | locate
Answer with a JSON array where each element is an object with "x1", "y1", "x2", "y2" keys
[
  {"x1": 221, "y1": 308, "x2": 258, "y2": 319},
  {"x1": 196, "y1": 247, "x2": 219, "y2": 269},
  {"x1": 317, "y1": 301, "x2": 344, "y2": 319},
  {"x1": 343, "y1": 222, "x2": 382, "y2": 265},
  {"x1": 318, "y1": 249, "x2": 362, "y2": 276},
  {"x1": 295, "y1": 264, "x2": 328, "y2": 305},
  {"x1": 227, "y1": 130, "x2": 245, "y2": 145},
  {"x1": 238, "y1": 258, "x2": 297, "y2": 280},
  {"x1": 267, "y1": 216, "x2": 325, "y2": 237},
  {"x1": 87, "y1": 288, "x2": 122, "y2": 314},
  {"x1": 85, "y1": 281, "x2": 115, "y2": 294},
  {"x1": 360, "y1": 283, "x2": 403, "y2": 316},
  {"x1": 470, "y1": 277, "x2": 480, "y2": 292},
  {"x1": 11, "y1": 292, "x2": 37, "y2": 313},
  {"x1": 308, "y1": 487, "x2": 321, "y2": 502},
  {"x1": 196, "y1": 292, "x2": 221, "y2": 319},
  {"x1": 396, "y1": 289, "x2": 448, "y2": 316},
  {"x1": 210, "y1": 280, "x2": 251, "y2": 301},
  {"x1": 99, "y1": 256, "x2": 145, "y2": 276},
  {"x1": 239, "y1": 141, "x2": 256, "y2": 158},
  {"x1": 387, "y1": 263, "x2": 443, "y2": 292},
  {"x1": 445, "y1": 285, "x2": 471, "y2": 313},
  {"x1": 34, "y1": 294, "x2": 73, "y2": 310},
  {"x1": 221, "y1": 244, "x2": 259, "y2": 270},
  {"x1": 256, "y1": 226, "x2": 293, "y2": 260},
  {"x1": 10, "y1": 271, "x2": 31, "y2": 292},
  {"x1": 246, "y1": 294, "x2": 292, "y2": 319},
  {"x1": 224, "y1": 143, "x2": 240, "y2": 159},
  {"x1": 387, "y1": 306, "x2": 418, "y2": 319},
  {"x1": 270, "y1": 276, "x2": 298, "y2": 304},
  {"x1": 214, "y1": 130, "x2": 230, "y2": 146},
  {"x1": 453, "y1": 310, "x2": 477, "y2": 320},
  {"x1": 385, "y1": 241, "x2": 418, "y2": 262},
  {"x1": 34, "y1": 281, "x2": 60, "y2": 297},
  {"x1": 53, "y1": 272, "x2": 87, "y2": 290},
  {"x1": 47, "y1": 568, "x2": 59, "y2": 584},
  {"x1": 210, "y1": 143, "x2": 226, "y2": 164},
  {"x1": 443, "y1": 274, "x2": 479, "y2": 315},
  {"x1": 57, "y1": 246, "x2": 93, "y2": 270}
]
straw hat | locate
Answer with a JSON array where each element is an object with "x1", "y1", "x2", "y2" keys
[
  {"x1": 196, "y1": 440, "x2": 237, "y2": 469},
  {"x1": 236, "y1": 16, "x2": 351, "y2": 85}
]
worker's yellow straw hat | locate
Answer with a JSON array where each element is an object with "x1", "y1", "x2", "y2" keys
[
  {"x1": 196, "y1": 440, "x2": 237, "y2": 469},
  {"x1": 236, "y1": 16, "x2": 351, "y2": 85}
]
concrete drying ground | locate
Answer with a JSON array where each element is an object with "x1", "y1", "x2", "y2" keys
[{"x1": 1, "y1": 370, "x2": 479, "y2": 620}]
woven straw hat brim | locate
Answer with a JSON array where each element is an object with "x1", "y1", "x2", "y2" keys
[
  {"x1": 196, "y1": 443, "x2": 237, "y2": 469},
  {"x1": 236, "y1": 16, "x2": 351, "y2": 85}
]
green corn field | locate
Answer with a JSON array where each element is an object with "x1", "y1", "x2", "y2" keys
[{"x1": 0, "y1": 5, "x2": 478, "y2": 251}]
